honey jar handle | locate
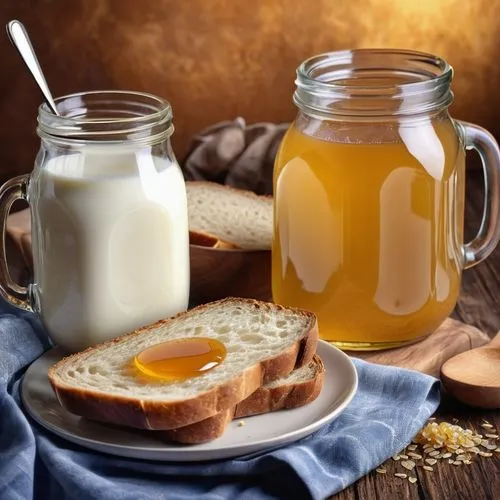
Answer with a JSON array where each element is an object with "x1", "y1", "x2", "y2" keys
[
  {"x1": 0, "y1": 174, "x2": 33, "y2": 311},
  {"x1": 459, "y1": 121, "x2": 500, "y2": 269}
]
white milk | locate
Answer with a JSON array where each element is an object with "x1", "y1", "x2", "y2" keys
[{"x1": 29, "y1": 149, "x2": 190, "y2": 352}]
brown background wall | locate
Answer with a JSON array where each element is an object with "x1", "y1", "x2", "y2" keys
[{"x1": 1, "y1": 0, "x2": 500, "y2": 184}]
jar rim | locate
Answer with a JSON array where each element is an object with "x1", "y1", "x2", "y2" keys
[
  {"x1": 37, "y1": 90, "x2": 173, "y2": 144},
  {"x1": 297, "y1": 49, "x2": 452, "y2": 89},
  {"x1": 294, "y1": 49, "x2": 454, "y2": 117}
]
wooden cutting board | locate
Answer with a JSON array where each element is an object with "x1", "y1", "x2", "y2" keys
[
  {"x1": 350, "y1": 319, "x2": 491, "y2": 377},
  {"x1": 5, "y1": 209, "x2": 492, "y2": 378}
]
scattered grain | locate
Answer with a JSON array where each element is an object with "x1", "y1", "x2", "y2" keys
[
  {"x1": 401, "y1": 460, "x2": 416, "y2": 471},
  {"x1": 376, "y1": 468, "x2": 387, "y2": 474},
  {"x1": 392, "y1": 454, "x2": 401, "y2": 461},
  {"x1": 409, "y1": 419, "x2": 498, "y2": 470},
  {"x1": 478, "y1": 451, "x2": 493, "y2": 457},
  {"x1": 408, "y1": 477, "x2": 417, "y2": 484},
  {"x1": 237, "y1": 421, "x2": 245, "y2": 427},
  {"x1": 462, "y1": 441, "x2": 475, "y2": 448},
  {"x1": 423, "y1": 465, "x2": 434, "y2": 471},
  {"x1": 394, "y1": 473, "x2": 407, "y2": 479}
]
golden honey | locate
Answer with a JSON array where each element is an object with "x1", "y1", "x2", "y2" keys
[{"x1": 134, "y1": 338, "x2": 226, "y2": 381}]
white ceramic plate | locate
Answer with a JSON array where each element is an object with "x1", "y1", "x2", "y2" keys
[{"x1": 21, "y1": 341, "x2": 357, "y2": 461}]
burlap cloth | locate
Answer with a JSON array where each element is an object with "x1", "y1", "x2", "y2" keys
[{"x1": 182, "y1": 118, "x2": 289, "y2": 195}]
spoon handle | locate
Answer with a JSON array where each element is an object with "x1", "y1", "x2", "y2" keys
[{"x1": 6, "y1": 20, "x2": 59, "y2": 116}]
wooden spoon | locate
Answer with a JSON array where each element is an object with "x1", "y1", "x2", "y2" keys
[{"x1": 441, "y1": 331, "x2": 500, "y2": 408}]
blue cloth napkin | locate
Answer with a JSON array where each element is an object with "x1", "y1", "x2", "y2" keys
[{"x1": 0, "y1": 300, "x2": 440, "y2": 500}]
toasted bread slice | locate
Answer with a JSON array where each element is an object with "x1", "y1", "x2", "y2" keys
[
  {"x1": 162, "y1": 354, "x2": 325, "y2": 444},
  {"x1": 186, "y1": 181, "x2": 272, "y2": 250},
  {"x1": 49, "y1": 298, "x2": 318, "y2": 430}
]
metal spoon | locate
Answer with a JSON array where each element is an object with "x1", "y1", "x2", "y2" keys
[
  {"x1": 441, "y1": 331, "x2": 500, "y2": 409},
  {"x1": 6, "y1": 19, "x2": 59, "y2": 116}
]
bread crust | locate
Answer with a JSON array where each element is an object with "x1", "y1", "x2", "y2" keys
[
  {"x1": 234, "y1": 355, "x2": 324, "y2": 417},
  {"x1": 161, "y1": 355, "x2": 325, "y2": 444},
  {"x1": 48, "y1": 298, "x2": 318, "y2": 431},
  {"x1": 189, "y1": 229, "x2": 239, "y2": 249},
  {"x1": 162, "y1": 408, "x2": 234, "y2": 444}
]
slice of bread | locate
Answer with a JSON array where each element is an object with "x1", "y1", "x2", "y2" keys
[
  {"x1": 49, "y1": 298, "x2": 318, "y2": 430},
  {"x1": 186, "y1": 181, "x2": 272, "y2": 250},
  {"x1": 162, "y1": 354, "x2": 325, "y2": 444}
]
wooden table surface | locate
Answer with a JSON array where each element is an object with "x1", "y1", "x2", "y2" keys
[{"x1": 332, "y1": 169, "x2": 500, "y2": 500}]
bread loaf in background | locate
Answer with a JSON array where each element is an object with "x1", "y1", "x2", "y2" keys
[
  {"x1": 1, "y1": 0, "x2": 497, "y2": 185},
  {"x1": 187, "y1": 181, "x2": 273, "y2": 249}
]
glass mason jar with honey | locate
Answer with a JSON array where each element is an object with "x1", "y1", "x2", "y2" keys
[{"x1": 273, "y1": 49, "x2": 500, "y2": 350}]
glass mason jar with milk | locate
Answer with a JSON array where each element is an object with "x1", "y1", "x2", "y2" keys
[{"x1": 0, "y1": 91, "x2": 190, "y2": 352}]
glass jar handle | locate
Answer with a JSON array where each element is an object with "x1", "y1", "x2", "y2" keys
[
  {"x1": 459, "y1": 121, "x2": 500, "y2": 269},
  {"x1": 0, "y1": 174, "x2": 33, "y2": 310}
]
